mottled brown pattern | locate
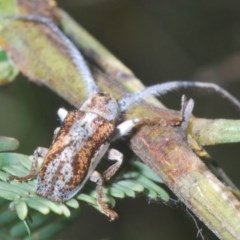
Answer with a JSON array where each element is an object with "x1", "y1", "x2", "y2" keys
[
  {"x1": 69, "y1": 116, "x2": 115, "y2": 189},
  {"x1": 87, "y1": 93, "x2": 110, "y2": 109},
  {"x1": 39, "y1": 110, "x2": 82, "y2": 177},
  {"x1": 85, "y1": 93, "x2": 117, "y2": 117},
  {"x1": 38, "y1": 109, "x2": 116, "y2": 192},
  {"x1": 44, "y1": 162, "x2": 65, "y2": 197}
]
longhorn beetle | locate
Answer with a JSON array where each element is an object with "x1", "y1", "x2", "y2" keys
[{"x1": 2, "y1": 15, "x2": 240, "y2": 220}]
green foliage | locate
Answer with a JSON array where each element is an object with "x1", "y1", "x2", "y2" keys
[
  {"x1": 0, "y1": 47, "x2": 19, "y2": 85},
  {"x1": 0, "y1": 135, "x2": 169, "y2": 239},
  {"x1": 0, "y1": 136, "x2": 19, "y2": 152}
]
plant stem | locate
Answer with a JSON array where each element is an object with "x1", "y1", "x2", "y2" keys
[{"x1": 0, "y1": 1, "x2": 240, "y2": 239}]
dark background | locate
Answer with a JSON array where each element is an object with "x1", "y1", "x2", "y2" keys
[{"x1": 1, "y1": 0, "x2": 240, "y2": 239}]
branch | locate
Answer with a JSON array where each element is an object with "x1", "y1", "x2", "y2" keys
[{"x1": 0, "y1": 1, "x2": 240, "y2": 239}]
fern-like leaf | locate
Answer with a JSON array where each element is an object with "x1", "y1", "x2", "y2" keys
[{"x1": 0, "y1": 136, "x2": 169, "y2": 239}]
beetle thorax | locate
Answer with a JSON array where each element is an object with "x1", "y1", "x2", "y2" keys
[{"x1": 80, "y1": 93, "x2": 120, "y2": 121}]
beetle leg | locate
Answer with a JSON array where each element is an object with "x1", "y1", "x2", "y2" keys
[
  {"x1": 103, "y1": 148, "x2": 123, "y2": 180},
  {"x1": 180, "y1": 95, "x2": 194, "y2": 131},
  {"x1": 8, "y1": 147, "x2": 48, "y2": 182},
  {"x1": 90, "y1": 171, "x2": 118, "y2": 220},
  {"x1": 57, "y1": 108, "x2": 68, "y2": 123}
]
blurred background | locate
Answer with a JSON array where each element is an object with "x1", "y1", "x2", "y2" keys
[{"x1": 1, "y1": 0, "x2": 240, "y2": 239}]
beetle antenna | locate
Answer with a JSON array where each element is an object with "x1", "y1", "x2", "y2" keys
[
  {"x1": 0, "y1": 15, "x2": 99, "y2": 96},
  {"x1": 118, "y1": 81, "x2": 240, "y2": 112}
]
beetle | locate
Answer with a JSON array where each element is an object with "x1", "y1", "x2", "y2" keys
[{"x1": 3, "y1": 15, "x2": 240, "y2": 220}]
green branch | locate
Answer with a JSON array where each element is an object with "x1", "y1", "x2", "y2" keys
[{"x1": 0, "y1": 1, "x2": 240, "y2": 239}]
